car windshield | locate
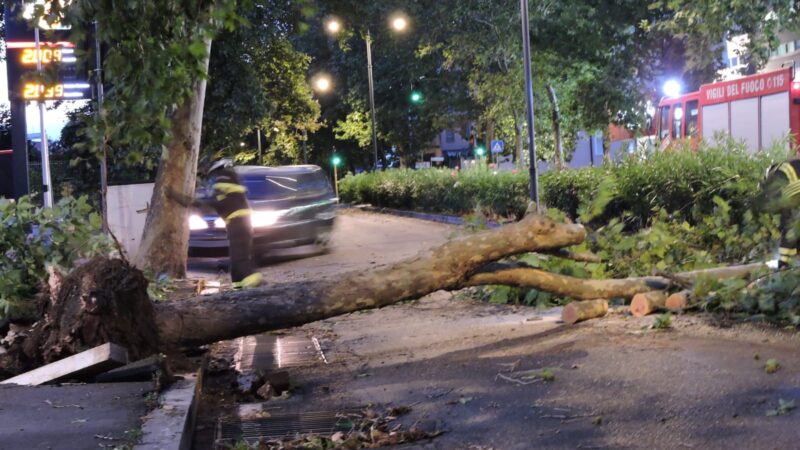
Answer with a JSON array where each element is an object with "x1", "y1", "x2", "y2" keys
[{"x1": 241, "y1": 170, "x2": 330, "y2": 200}]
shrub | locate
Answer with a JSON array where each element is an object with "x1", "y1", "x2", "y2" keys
[
  {"x1": 0, "y1": 196, "x2": 114, "y2": 320},
  {"x1": 340, "y1": 141, "x2": 786, "y2": 228}
]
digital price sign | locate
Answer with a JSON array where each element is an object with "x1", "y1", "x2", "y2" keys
[{"x1": 4, "y1": 9, "x2": 91, "y2": 101}]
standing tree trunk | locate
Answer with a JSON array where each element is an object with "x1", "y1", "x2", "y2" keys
[
  {"x1": 136, "y1": 39, "x2": 212, "y2": 278},
  {"x1": 545, "y1": 84, "x2": 564, "y2": 170}
]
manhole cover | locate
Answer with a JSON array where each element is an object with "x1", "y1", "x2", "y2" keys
[{"x1": 214, "y1": 408, "x2": 362, "y2": 448}]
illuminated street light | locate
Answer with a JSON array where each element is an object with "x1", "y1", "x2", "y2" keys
[
  {"x1": 663, "y1": 79, "x2": 682, "y2": 98},
  {"x1": 391, "y1": 16, "x2": 408, "y2": 32},
  {"x1": 239, "y1": 142, "x2": 246, "y2": 147},
  {"x1": 324, "y1": 13, "x2": 411, "y2": 171},
  {"x1": 313, "y1": 75, "x2": 332, "y2": 93},
  {"x1": 325, "y1": 18, "x2": 342, "y2": 34}
]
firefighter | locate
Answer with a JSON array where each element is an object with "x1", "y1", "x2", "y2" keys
[
  {"x1": 761, "y1": 159, "x2": 800, "y2": 269},
  {"x1": 171, "y1": 159, "x2": 263, "y2": 289}
]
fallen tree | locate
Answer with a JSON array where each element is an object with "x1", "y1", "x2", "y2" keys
[{"x1": 0, "y1": 213, "x2": 764, "y2": 378}]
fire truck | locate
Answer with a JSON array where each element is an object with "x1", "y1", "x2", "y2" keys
[{"x1": 655, "y1": 68, "x2": 800, "y2": 153}]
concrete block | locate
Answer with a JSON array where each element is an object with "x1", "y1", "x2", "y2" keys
[{"x1": 1, "y1": 343, "x2": 128, "y2": 386}]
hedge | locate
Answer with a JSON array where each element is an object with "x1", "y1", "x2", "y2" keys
[{"x1": 339, "y1": 141, "x2": 787, "y2": 227}]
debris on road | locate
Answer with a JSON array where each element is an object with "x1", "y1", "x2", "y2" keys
[{"x1": 1, "y1": 343, "x2": 128, "y2": 386}]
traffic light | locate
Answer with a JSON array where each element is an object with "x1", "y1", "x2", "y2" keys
[
  {"x1": 332, "y1": 155, "x2": 342, "y2": 166},
  {"x1": 475, "y1": 145, "x2": 486, "y2": 157},
  {"x1": 409, "y1": 90, "x2": 424, "y2": 105}
]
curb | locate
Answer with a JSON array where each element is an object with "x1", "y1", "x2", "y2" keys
[
  {"x1": 351, "y1": 205, "x2": 502, "y2": 228},
  {"x1": 135, "y1": 369, "x2": 203, "y2": 450}
]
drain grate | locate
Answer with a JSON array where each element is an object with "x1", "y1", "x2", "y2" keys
[
  {"x1": 236, "y1": 334, "x2": 328, "y2": 372},
  {"x1": 214, "y1": 408, "x2": 362, "y2": 448}
]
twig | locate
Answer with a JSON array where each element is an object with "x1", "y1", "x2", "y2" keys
[
  {"x1": 93, "y1": 434, "x2": 120, "y2": 441},
  {"x1": 45, "y1": 399, "x2": 83, "y2": 409},
  {"x1": 495, "y1": 372, "x2": 541, "y2": 385},
  {"x1": 497, "y1": 360, "x2": 521, "y2": 373}
]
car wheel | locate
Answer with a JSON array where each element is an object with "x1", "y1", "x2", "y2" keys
[{"x1": 315, "y1": 231, "x2": 332, "y2": 253}]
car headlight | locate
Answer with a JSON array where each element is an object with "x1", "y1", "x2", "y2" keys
[
  {"x1": 250, "y1": 210, "x2": 284, "y2": 228},
  {"x1": 214, "y1": 218, "x2": 226, "y2": 228},
  {"x1": 189, "y1": 214, "x2": 208, "y2": 231}
]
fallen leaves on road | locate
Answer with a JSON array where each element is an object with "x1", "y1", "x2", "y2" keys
[
  {"x1": 764, "y1": 358, "x2": 781, "y2": 374},
  {"x1": 235, "y1": 405, "x2": 443, "y2": 449}
]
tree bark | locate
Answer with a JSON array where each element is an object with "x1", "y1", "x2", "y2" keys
[
  {"x1": 545, "y1": 84, "x2": 564, "y2": 170},
  {"x1": 562, "y1": 299, "x2": 608, "y2": 325},
  {"x1": 154, "y1": 214, "x2": 587, "y2": 347},
  {"x1": 135, "y1": 38, "x2": 212, "y2": 278}
]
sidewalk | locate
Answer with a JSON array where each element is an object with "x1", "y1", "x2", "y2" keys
[{"x1": 0, "y1": 381, "x2": 154, "y2": 450}]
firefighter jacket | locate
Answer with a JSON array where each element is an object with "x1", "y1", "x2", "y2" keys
[
  {"x1": 762, "y1": 159, "x2": 800, "y2": 265},
  {"x1": 204, "y1": 167, "x2": 251, "y2": 224}
]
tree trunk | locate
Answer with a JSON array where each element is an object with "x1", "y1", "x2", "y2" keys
[
  {"x1": 545, "y1": 84, "x2": 563, "y2": 170},
  {"x1": 155, "y1": 214, "x2": 587, "y2": 347},
  {"x1": 602, "y1": 132, "x2": 612, "y2": 165},
  {"x1": 562, "y1": 299, "x2": 608, "y2": 325},
  {"x1": 666, "y1": 290, "x2": 692, "y2": 312},
  {"x1": 135, "y1": 38, "x2": 212, "y2": 278},
  {"x1": 630, "y1": 291, "x2": 668, "y2": 317}
]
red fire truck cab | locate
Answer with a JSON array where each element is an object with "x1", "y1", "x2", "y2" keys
[{"x1": 655, "y1": 68, "x2": 800, "y2": 153}]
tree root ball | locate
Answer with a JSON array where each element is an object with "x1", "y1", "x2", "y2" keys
[{"x1": 13, "y1": 257, "x2": 159, "y2": 373}]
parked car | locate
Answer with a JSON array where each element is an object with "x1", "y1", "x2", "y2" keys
[{"x1": 188, "y1": 165, "x2": 337, "y2": 257}]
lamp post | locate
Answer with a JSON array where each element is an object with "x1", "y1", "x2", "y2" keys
[
  {"x1": 325, "y1": 15, "x2": 409, "y2": 171},
  {"x1": 331, "y1": 153, "x2": 342, "y2": 198},
  {"x1": 520, "y1": 0, "x2": 540, "y2": 212}
]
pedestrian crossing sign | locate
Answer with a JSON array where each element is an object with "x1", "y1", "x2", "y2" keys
[{"x1": 491, "y1": 140, "x2": 504, "y2": 154}]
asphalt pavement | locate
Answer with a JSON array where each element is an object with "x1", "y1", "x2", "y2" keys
[{"x1": 190, "y1": 210, "x2": 800, "y2": 449}]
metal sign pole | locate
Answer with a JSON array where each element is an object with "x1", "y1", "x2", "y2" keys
[
  {"x1": 34, "y1": 27, "x2": 54, "y2": 208},
  {"x1": 520, "y1": 0, "x2": 540, "y2": 211},
  {"x1": 365, "y1": 29, "x2": 379, "y2": 171},
  {"x1": 94, "y1": 21, "x2": 109, "y2": 232}
]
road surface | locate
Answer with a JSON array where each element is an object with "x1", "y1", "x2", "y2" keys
[{"x1": 192, "y1": 210, "x2": 800, "y2": 449}]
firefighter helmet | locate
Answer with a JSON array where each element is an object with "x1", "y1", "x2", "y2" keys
[{"x1": 207, "y1": 158, "x2": 233, "y2": 175}]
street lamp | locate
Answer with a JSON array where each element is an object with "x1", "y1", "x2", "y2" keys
[
  {"x1": 663, "y1": 79, "x2": 682, "y2": 98},
  {"x1": 326, "y1": 18, "x2": 342, "y2": 34},
  {"x1": 313, "y1": 74, "x2": 332, "y2": 93},
  {"x1": 303, "y1": 74, "x2": 334, "y2": 164},
  {"x1": 390, "y1": 16, "x2": 408, "y2": 32},
  {"x1": 325, "y1": 14, "x2": 411, "y2": 171}
]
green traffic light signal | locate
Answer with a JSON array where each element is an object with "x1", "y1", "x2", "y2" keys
[
  {"x1": 475, "y1": 146, "x2": 486, "y2": 157},
  {"x1": 332, "y1": 155, "x2": 342, "y2": 166},
  {"x1": 410, "y1": 90, "x2": 424, "y2": 104}
]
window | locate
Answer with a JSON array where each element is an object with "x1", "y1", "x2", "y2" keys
[
  {"x1": 659, "y1": 105, "x2": 671, "y2": 140},
  {"x1": 445, "y1": 130, "x2": 456, "y2": 143},
  {"x1": 685, "y1": 100, "x2": 699, "y2": 137},
  {"x1": 788, "y1": 41, "x2": 796, "y2": 53},
  {"x1": 730, "y1": 56, "x2": 739, "y2": 67},
  {"x1": 672, "y1": 104, "x2": 684, "y2": 139}
]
